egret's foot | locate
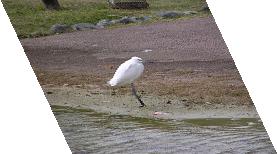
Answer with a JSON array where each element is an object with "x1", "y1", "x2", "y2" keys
[
  {"x1": 138, "y1": 99, "x2": 146, "y2": 107},
  {"x1": 139, "y1": 103, "x2": 146, "y2": 107}
]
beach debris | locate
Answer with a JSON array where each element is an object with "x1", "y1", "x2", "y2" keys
[
  {"x1": 166, "y1": 100, "x2": 172, "y2": 104},
  {"x1": 181, "y1": 98, "x2": 188, "y2": 102},
  {"x1": 85, "y1": 94, "x2": 91, "y2": 97},
  {"x1": 153, "y1": 111, "x2": 169, "y2": 116},
  {"x1": 75, "y1": 85, "x2": 83, "y2": 88},
  {"x1": 184, "y1": 103, "x2": 190, "y2": 107},
  {"x1": 205, "y1": 102, "x2": 212, "y2": 105},
  {"x1": 247, "y1": 122, "x2": 256, "y2": 126},
  {"x1": 142, "y1": 49, "x2": 152, "y2": 53}
]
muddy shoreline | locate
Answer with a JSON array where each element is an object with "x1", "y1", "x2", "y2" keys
[
  {"x1": 21, "y1": 17, "x2": 257, "y2": 119},
  {"x1": 44, "y1": 86, "x2": 258, "y2": 120}
]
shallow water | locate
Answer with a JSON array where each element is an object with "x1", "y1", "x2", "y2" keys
[{"x1": 52, "y1": 106, "x2": 276, "y2": 154}]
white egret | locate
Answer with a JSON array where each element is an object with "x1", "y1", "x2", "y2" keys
[{"x1": 108, "y1": 57, "x2": 145, "y2": 107}]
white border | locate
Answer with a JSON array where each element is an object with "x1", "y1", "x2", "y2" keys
[
  {"x1": 1, "y1": 0, "x2": 276, "y2": 152},
  {"x1": 208, "y1": 0, "x2": 277, "y2": 150},
  {"x1": 0, "y1": 2, "x2": 71, "y2": 154}
]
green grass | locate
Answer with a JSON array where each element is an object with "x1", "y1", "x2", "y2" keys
[{"x1": 2, "y1": 0, "x2": 210, "y2": 38}]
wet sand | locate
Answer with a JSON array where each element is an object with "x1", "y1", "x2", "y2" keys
[
  {"x1": 21, "y1": 17, "x2": 257, "y2": 119},
  {"x1": 46, "y1": 86, "x2": 258, "y2": 119}
]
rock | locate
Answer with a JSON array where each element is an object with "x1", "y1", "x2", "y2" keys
[
  {"x1": 119, "y1": 16, "x2": 138, "y2": 24},
  {"x1": 50, "y1": 24, "x2": 71, "y2": 33},
  {"x1": 135, "y1": 16, "x2": 151, "y2": 22},
  {"x1": 184, "y1": 104, "x2": 190, "y2": 107},
  {"x1": 183, "y1": 11, "x2": 197, "y2": 15},
  {"x1": 96, "y1": 19, "x2": 113, "y2": 27},
  {"x1": 201, "y1": 3, "x2": 210, "y2": 11},
  {"x1": 110, "y1": 19, "x2": 120, "y2": 24},
  {"x1": 158, "y1": 11, "x2": 197, "y2": 18},
  {"x1": 108, "y1": 0, "x2": 149, "y2": 9},
  {"x1": 46, "y1": 91, "x2": 53, "y2": 94},
  {"x1": 96, "y1": 16, "x2": 150, "y2": 27},
  {"x1": 158, "y1": 11, "x2": 184, "y2": 18},
  {"x1": 72, "y1": 23, "x2": 103, "y2": 31}
]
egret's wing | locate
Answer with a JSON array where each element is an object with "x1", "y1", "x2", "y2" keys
[
  {"x1": 113, "y1": 62, "x2": 133, "y2": 81},
  {"x1": 108, "y1": 60, "x2": 132, "y2": 86},
  {"x1": 110, "y1": 60, "x2": 143, "y2": 86},
  {"x1": 113, "y1": 60, "x2": 132, "y2": 77}
]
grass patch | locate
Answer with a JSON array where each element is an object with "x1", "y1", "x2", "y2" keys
[{"x1": 2, "y1": 0, "x2": 210, "y2": 38}]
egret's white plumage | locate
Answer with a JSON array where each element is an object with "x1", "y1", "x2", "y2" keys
[{"x1": 108, "y1": 57, "x2": 144, "y2": 86}]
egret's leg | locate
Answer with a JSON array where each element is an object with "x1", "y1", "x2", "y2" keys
[
  {"x1": 111, "y1": 88, "x2": 116, "y2": 96},
  {"x1": 131, "y1": 83, "x2": 145, "y2": 107}
]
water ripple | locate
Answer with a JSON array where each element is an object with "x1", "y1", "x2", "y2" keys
[{"x1": 52, "y1": 106, "x2": 276, "y2": 154}]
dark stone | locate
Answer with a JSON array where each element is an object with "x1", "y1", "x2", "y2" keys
[
  {"x1": 158, "y1": 11, "x2": 184, "y2": 18},
  {"x1": 50, "y1": 24, "x2": 71, "y2": 33},
  {"x1": 46, "y1": 91, "x2": 53, "y2": 94},
  {"x1": 72, "y1": 23, "x2": 104, "y2": 31},
  {"x1": 135, "y1": 16, "x2": 151, "y2": 22},
  {"x1": 85, "y1": 94, "x2": 91, "y2": 97},
  {"x1": 185, "y1": 104, "x2": 190, "y2": 107},
  {"x1": 158, "y1": 11, "x2": 197, "y2": 18},
  {"x1": 201, "y1": 3, "x2": 210, "y2": 11}
]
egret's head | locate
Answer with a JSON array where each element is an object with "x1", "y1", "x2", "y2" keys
[{"x1": 131, "y1": 57, "x2": 143, "y2": 63}]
